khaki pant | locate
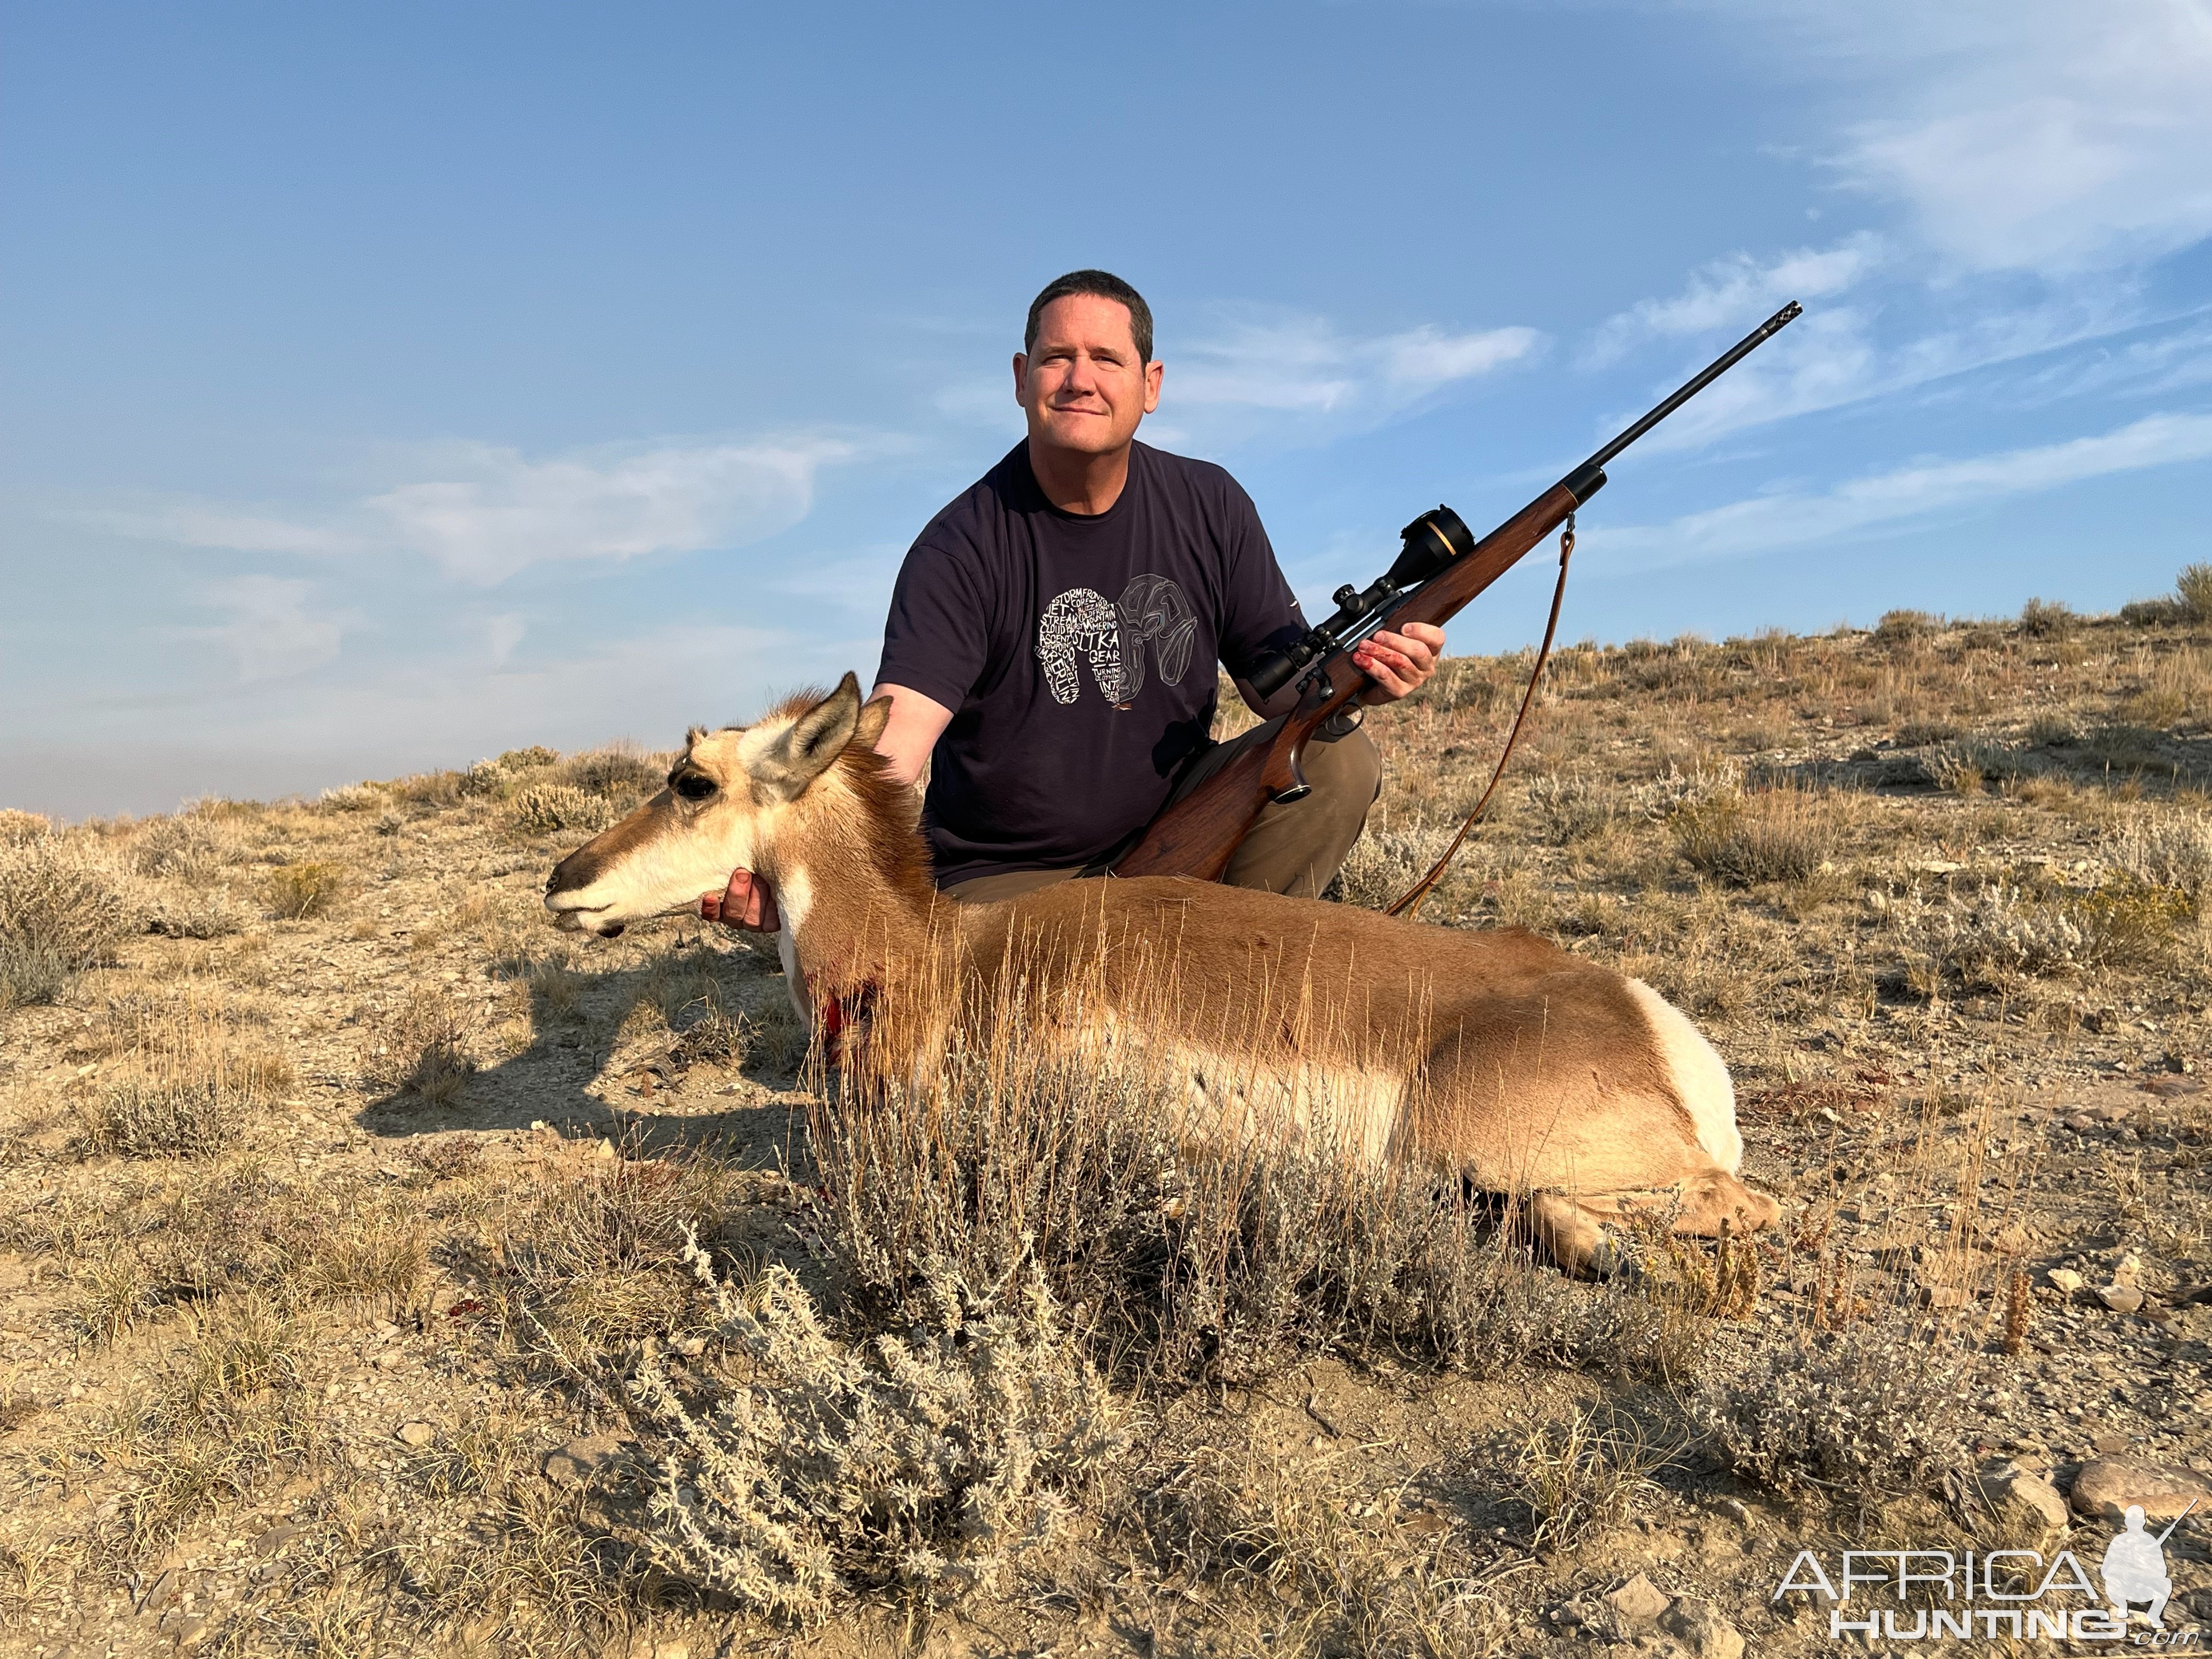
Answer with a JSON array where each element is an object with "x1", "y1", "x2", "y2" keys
[{"x1": 943, "y1": 715, "x2": 1383, "y2": 904}]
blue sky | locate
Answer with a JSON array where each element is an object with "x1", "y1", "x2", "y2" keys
[{"x1": 4, "y1": 1, "x2": 2209, "y2": 818}]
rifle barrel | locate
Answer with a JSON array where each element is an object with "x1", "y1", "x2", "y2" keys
[{"x1": 1566, "y1": 300, "x2": 1801, "y2": 491}]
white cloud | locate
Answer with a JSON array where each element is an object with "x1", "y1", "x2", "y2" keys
[
  {"x1": 1585, "y1": 234, "x2": 1882, "y2": 366},
  {"x1": 89, "y1": 435, "x2": 859, "y2": 585},
  {"x1": 1172, "y1": 316, "x2": 1540, "y2": 415},
  {"x1": 367, "y1": 438, "x2": 853, "y2": 584},
  {"x1": 1597, "y1": 410, "x2": 2212, "y2": 568},
  {"x1": 1706, "y1": 0, "x2": 2212, "y2": 276},
  {"x1": 185, "y1": 575, "x2": 349, "y2": 683}
]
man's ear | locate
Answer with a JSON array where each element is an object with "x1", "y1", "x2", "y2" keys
[
  {"x1": 748, "y1": 673, "x2": 864, "y2": 802},
  {"x1": 1012, "y1": 351, "x2": 1029, "y2": 407},
  {"x1": 855, "y1": 693, "x2": 894, "y2": 753}
]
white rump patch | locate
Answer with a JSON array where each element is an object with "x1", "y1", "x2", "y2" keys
[{"x1": 1624, "y1": 979, "x2": 1740, "y2": 1171}]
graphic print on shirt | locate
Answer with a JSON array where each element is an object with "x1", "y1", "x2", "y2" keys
[{"x1": 1035, "y1": 574, "x2": 1197, "y2": 708}]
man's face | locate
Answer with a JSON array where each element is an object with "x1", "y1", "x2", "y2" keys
[{"x1": 1014, "y1": 294, "x2": 1163, "y2": 459}]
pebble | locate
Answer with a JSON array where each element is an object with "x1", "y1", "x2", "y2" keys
[
  {"x1": 1661, "y1": 1598, "x2": 1745, "y2": 1659},
  {"x1": 2049, "y1": 1268, "x2": 2086, "y2": 1296},
  {"x1": 1603, "y1": 1572, "x2": 1671, "y2": 1626},
  {"x1": 394, "y1": 1421, "x2": 436, "y2": 1448},
  {"x1": 2098, "y1": 1285, "x2": 2145, "y2": 1314}
]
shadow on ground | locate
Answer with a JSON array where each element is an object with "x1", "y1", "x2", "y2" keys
[{"x1": 352, "y1": 933, "x2": 815, "y2": 1170}]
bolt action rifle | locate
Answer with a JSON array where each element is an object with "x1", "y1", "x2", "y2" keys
[{"x1": 1109, "y1": 301, "x2": 1804, "y2": 911}]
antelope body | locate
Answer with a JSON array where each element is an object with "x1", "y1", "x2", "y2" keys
[{"x1": 543, "y1": 676, "x2": 1778, "y2": 1272}]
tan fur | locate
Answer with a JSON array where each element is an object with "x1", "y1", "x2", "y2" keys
[{"x1": 544, "y1": 675, "x2": 1778, "y2": 1272}]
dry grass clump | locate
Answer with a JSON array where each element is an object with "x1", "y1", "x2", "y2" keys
[
  {"x1": 2178, "y1": 560, "x2": 2212, "y2": 622},
  {"x1": 624, "y1": 1241, "x2": 1124, "y2": 1622},
  {"x1": 317, "y1": 781, "x2": 384, "y2": 812},
  {"x1": 2016, "y1": 596, "x2": 2075, "y2": 638},
  {"x1": 1328, "y1": 814, "x2": 1449, "y2": 909},
  {"x1": 1689, "y1": 1322, "x2": 1972, "y2": 1508},
  {"x1": 263, "y1": 860, "x2": 348, "y2": 919},
  {"x1": 93, "y1": 1291, "x2": 323, "y2": 1562},
  {"x1": 1524, "y1": 769, "x2": 1615, "y2": 844},
  {"x1": 501, "y1": 1148, "x2": 742, "y2": 1348},
  {"x1": 146, "y1": 887, "x2": 251, "y2": 940},
  {"x1": 1510, "y1": 1403, "x2": 1670, "y2": 1549},
  {"x1": 1882, "y1": 871, "x2": 2194, "y2": 991},
  {"x1": 2113, "y1": 809, "x2": 2212, "y2": 905},
  {"x1": 815, "y1": 998, "x2": 1691, "y2": 1389},
  {"x1": 70, "y1": 997, "x2": 290, "y2": 1158},
  {"x1": 460, "y1": 745, "x2": 562, "y2": 798},
  {"x1": 558, "y1": 743, "x2": 664, "y2": 800},
  {"x1": 0, "y1": 807, "x2": 54, "y2": 845},
  {"x1": 77, "y1": 1076, "x2": 250, "y2": 1158},
  {"x1": 1674, "y1": 783, "x2": 1842, "y2": 885},
  {"x1": 510, "y1": 783, "x2": 617, "y2": 837},
  {"x1": 131, "y1": 814, "x2": 239, "y2": 882},
  {"x1": 1873, "y1": 608, "x2": 1942, "y2": 646},
  {"x1": 0, "y1": 836, "x2": 136, "y2": 1007},
  {"x1": 2127, "y1": 646, "x2": 2211, "y2": 729},
  {"x1": 365, "y1": 988, "x2": 481, "y2": 1105}
]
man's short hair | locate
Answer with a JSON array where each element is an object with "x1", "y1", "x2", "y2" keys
[{"x1": 1024, "y1": 269, "x2": 1154, "y2": 364}]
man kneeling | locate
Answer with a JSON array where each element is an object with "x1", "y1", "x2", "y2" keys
[{"x1": 704, "y1": 268, "x2": 1444, "y2": 930}]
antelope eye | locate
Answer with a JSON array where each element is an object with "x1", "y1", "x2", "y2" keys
[{"x1": 672, "y1": 771, "x2": 718, "y2": 802}]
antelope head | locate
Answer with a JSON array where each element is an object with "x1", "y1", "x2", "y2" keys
[{"x1": 542, "y1": 673, "x2": 892, "y2": 938}]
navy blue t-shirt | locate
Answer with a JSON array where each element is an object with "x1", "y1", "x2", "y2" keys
[{"x1": 876, "y1": 440, "x2": 1305, "y2": 886}]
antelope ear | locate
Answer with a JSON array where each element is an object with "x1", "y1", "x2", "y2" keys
[
  {"x1": 854, "y1": 692, "x2": 893, "y2": 753},
  {"x1": 749, "y1": 672, "x2": 864, "y2": 802}
]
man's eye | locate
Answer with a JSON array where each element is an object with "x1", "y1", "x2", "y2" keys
[{"x1": 673, "y1": 773, "x2": 717, "y2": 802}]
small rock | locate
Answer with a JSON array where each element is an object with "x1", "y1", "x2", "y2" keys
[
  {"x1": 395, "y1": 1421, "x2": 436, "y2": 1448},
  {"x1": 2112, "y1": 1251, "x2": 2143, "y2": 1287},
  {"x1": 2048, "y1": 1268, "x2": 2086, "y2": 1296},
  {"x1": 595, "y1": 1138, "x2": 617, "y2": 1159},
  {"x1": 2092, "y1": 1433, "x2": 2129, "y2": 1455},
  {"x1": 1713, "y1": 1496, "x2": 1753, "y2": 1527},
  {"x1": 138, "y1": 1567, "x2": 182, "y2": 1613},
  {"x1": 544, "y1": 1434, "x2": 622, "y2": 1487},
  {"x1": 252, "y1": 1523, "x2": 304, "y2": 1559},
  {"x1": 2070, "y1": 1458, "x2": 2212, "y2": 1524},
  {"x1": 1919, "y1": 1282, "x2": 1969, "y2": 1309},
  {"x1": 1660, "y1": 1599, "x2": 1745, "y2": 1659},
  {"x1": 1604, "y1": 1571, "x2": 1671, "y2": 1626},
  {"x1": 2098, "y1": 1284, "x2": 2145, "y2": 1314},
  {"x1": 1977, "y1": 1465, "x2": 2071, "y2": 1543}
]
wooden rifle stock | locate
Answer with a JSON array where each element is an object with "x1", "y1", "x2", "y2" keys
[
  {"x1": 1108, "y1": 299, "x2": 1803, "y2": 884},
  {"x1": 1110, "y1": 483, "x2": 1581, "y2": 881}
]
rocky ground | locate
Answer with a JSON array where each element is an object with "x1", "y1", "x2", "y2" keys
[{"x1": 2, "y1": 595, "x2": 2210, "y2": 1657}]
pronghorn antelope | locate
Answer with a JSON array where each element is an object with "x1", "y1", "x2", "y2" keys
[{"x1": 543, "y1": 675, "x2": 1778, "y2": 1272}]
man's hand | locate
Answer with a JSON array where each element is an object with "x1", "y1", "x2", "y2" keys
[
  {"x1": 1352, "y1": 622, "x2": 1446, "y2": 704},
  {"x1": 699, "y1": 868, "x2": 781, "y2": 933}
]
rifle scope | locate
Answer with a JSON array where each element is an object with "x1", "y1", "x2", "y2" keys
[{"x1": 1243, "y1": 300, "x2": 1802, "y2": 702}]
